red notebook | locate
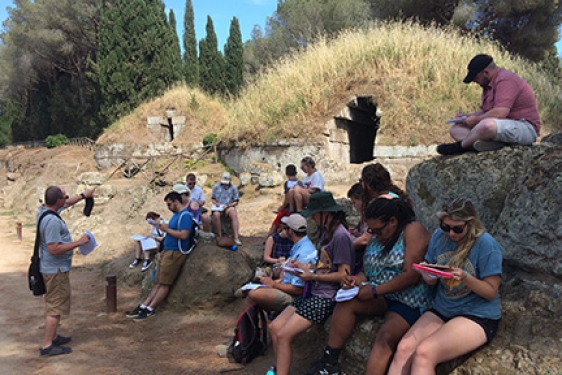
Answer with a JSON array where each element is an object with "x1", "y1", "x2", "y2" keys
[{"x1": 412, "y1": 263, "x2": 453, "y2": 279}]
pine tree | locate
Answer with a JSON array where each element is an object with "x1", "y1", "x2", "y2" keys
[
  {"x1": 168, "y1": 9, "x2": 183, "y2": 82},
  {"x1": 183, "y1": 0, "x2": 199, "y2": 86},
  {"x1": 224, "y1": 17, "x2": 244, "y2": 96},
  {"x1": 199, "y1": 16, "x2": 226, "y2": 95}
]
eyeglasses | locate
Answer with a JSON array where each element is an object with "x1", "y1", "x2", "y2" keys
[
  {"x1": 440, "y1": 222, "x2": 467, "y2": 234},
  {"x1": 367, "y1": 221, "x2": 388, "y2": 235}
]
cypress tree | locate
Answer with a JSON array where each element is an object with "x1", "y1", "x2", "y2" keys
[
  {"x1": 99, "y1": 0, "x2": 182, "y2": 123},
  {"x1": 168, "y1": 9, "x2": 183, "y2": 83},
  {"x1": 224, "y1": 17, "x2": 244, "y2": 96},
  {"x1": 198, "y1": 16, "x2": 226, "y2": 95},
  {"x1": 183, "y1": 0, "x2": 199, "y2": 86}
]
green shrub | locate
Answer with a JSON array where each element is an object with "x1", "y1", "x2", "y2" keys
[
  {"x1": 45, "y1": 134, "x2": 70, "y2": 148},
  {"x1": 202, "y1": 133, "x2": 217, "y2": 146}
]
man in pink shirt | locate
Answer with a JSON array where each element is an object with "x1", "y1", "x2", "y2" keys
[{"x1": 437, "y1": 54, "x2": 541, "y2": 155}]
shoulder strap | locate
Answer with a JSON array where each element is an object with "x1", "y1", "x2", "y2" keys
[
  {"x1": 33, "y1": 210, "x2": 62, "y2": 259},
  {"x1": 176, "y1": 210, "x2": 194, "y2": 254}
]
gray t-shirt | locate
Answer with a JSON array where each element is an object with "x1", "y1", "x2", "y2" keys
[{"x1": 37, "y1": 205, "x2": 73, "y2": 274}]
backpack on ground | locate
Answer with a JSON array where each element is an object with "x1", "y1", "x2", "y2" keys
[{"x1": 227, "y1": 305, "x2": 268, "y2": 364}]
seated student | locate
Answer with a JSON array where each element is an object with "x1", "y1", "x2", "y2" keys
[
  {"x1": 388, "y1": 198, "x2": 502, "y2": 375},
  {"x1": 268, "y1": 192, "x2": 354, "y2": 375},
  {"x1": 263, "y1": 223, "x2": 294, "y2": 267},
  {"x1": 172, "y1": 184, "x2": 200, "y2": 225},
  {"x1": 305, "y1": 198, "x2": 433, "y2": 375},
  {"x1": 361, "y1": 162, "x2": 413, "y2": 210},
  {"x1": 186, "y1": 173, "x2": 211, "y2": 232},
  {"x1": 244, "y1": 214, "x2": 317, "y2": 313},
  {"x1": 211, "y1": 172, "x2": 242, "y2": 246},
  {"x1": 129, "y1": 211, "x2": 166, "y2": 272},
  {"x1": 286, "y1": 156, "x2": 324, "y2": 214},
  {"x1": 269, "y1": 164, "x2": 305, "y2": 235}
]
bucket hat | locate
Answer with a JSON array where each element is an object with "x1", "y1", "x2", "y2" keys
[{"x1": 301, "y1": 191, "x2": 343, "y2": 217}]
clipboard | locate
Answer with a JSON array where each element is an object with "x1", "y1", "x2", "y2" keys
[{"x1": 412, "y1": 263, "x2": 453, "y2": 278}]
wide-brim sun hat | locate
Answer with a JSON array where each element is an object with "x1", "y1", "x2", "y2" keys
[{"x1": 301, "y1": 191, "x2": 343, "y2": 217}]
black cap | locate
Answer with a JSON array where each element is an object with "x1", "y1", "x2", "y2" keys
[{"x1": 463, "y1": 54, "x2": 493, "y2": 84}]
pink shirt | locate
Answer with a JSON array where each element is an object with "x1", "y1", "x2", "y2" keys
[{"x1": 481, "y1": 68, "x2": 541, "y2": 135}]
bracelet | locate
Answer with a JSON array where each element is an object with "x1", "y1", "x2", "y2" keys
[
  {"x1": 371, "y1": 285, "x2": 378, "y2": 298},
  {"x1": 463, "y1": 271, "x2": 470, "y2": 281},
  {"x1": 80, "y1": 193, "x2": 86, "y2": 200}
]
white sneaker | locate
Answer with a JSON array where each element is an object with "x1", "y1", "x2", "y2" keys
[
  {"x1": 473, "y1": 140, "x2": 507, "y2": 152},
  {"x1": 234, "y1": 238, "x2": 242, "y2": 246}
]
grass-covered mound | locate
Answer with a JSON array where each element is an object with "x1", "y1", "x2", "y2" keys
[{"x1": 101, "y1": 21, "x2": 562, "y2": 147}]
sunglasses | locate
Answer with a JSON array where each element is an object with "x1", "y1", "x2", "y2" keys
[
  {"x1": 440, "y1": 222, "x2": 467, "y2": 234},
  {"x1": 367, "y1": 221, "x2": 388, "y2": 235}
]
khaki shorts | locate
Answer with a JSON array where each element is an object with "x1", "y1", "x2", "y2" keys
[
  {"x1": 493, "y1": 119, "x2": 537, "y2": 145},
  {"x1": 43, "y1": 271, "x2": 71, "y2": 316},
  {"x1": 156, "y1": 250, "x2": 187, "y2": 285},
  {"x1": 271, "y1": 289, "x2": 295, "y2": 311}
]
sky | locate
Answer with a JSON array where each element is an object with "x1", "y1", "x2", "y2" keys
[
  {"x1": 0, "y1": 1, "x2": 561, "y2": 54},
  {"x1": 0, "y1": 0, "x2": 278, "y2": 50}
]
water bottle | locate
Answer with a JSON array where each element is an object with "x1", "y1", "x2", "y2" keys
[
  {"x1": 230, "y1": 245, "x2": 237, "y2": 251},
  {"x1": 265, "y1": 366, "x2": 276, "y2": 375}
]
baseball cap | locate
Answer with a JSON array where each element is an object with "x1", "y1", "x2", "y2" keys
[
  {"x1": 281, "y1": 214, "x2": 307, "y2": 232},
  {"x1": 463, "y1": 54, "x2": 493, "y2": 84},
  {"x1": 221, "y1": 172, "x2": 231, "y2": 184},
  {"x1": 172, "y1": 183, "x2": 190, "y2": 195}
]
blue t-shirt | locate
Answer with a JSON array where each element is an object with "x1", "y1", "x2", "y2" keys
[
  {"x1": 282, "y1": 236, "x2": 317, "y2": 288},
  {"x1": 426, "y1": 229, "x2": 503, "y2": 320},
  {"x1": 163, "y1": 208, "x2": 193, "y2": 251},
  {"x1": 37, "y1": 205, "x2": 73, "y2": 274}
]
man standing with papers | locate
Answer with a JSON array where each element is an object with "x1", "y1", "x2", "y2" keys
[
  {"x1": 37, "y1": 185, "x2": 96, "y2": 356},
  {"x1": 127, "y1": 191, "x2": 193, "y2": 321},
  {"x1": 243, "y1": 214, "x2": 317, "y2": 313}
]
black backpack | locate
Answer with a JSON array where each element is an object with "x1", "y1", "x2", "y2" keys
[{"x1": 227, "y1": 305, "x2": 268, "y2": 364}]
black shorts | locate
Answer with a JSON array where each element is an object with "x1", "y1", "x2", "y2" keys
[
  {"x1": 292, "y1": 295, "x2": 335, "y2": 325},
  {"x1": 429, "y1": 309, "x2": 500, "y2": 344}
]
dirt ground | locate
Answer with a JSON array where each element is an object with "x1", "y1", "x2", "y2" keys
[{"x1": 0, "y1": 201, "x2": 326, "y2": 375}]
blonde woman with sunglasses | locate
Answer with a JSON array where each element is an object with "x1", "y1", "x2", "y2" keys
[{"x1": 388, "y1": 198, "x2": 502, "y2": 375}]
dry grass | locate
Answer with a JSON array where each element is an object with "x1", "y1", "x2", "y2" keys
[
  {"x1": 97, "y1": 85, "x2": 227, "y2": 145},
  {"x1": 101, "y1": 21, "x2": 562, "y2": 146}
]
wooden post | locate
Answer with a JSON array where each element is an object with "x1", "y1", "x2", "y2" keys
[
  {"x1": 105, "y1": 275, "x2": 117, "y2": 313},
  {"x1": 16, "y1": 222, "x2": 22, "y2": 241}
]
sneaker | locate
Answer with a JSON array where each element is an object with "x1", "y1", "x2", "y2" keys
[
  {"x1": 436, "y1": 141, "x2": 471, "y2": 156},
  {"x1": 125, "y1": 305, "x2": 144, "y2": 318},
  {"x1": 133, "y1": 308, "x2": 155, "y2": 322},
  {"x1": 141, "y1": 260, "x2": 152, "y2": 272},
  {"x1": 129, "y1": 259, "x2": 141, "y2": 268},
  {"x1": 52, "y1": 335, "x2": 71, "y2": 346},
  {"x1": 304, "y1": 359, "x2": 342, "y2": 375},
  {"x1": 473, "y1": 140, "x2": 507, "y2": 152},
  {"x1": 40, "y1": 345, "x2": 72, "y2": 357},
  {"x1": 234, "y1": 238, "x2": 242, "y2": 246}
]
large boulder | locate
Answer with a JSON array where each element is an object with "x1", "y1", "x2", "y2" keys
[{"x1": 406, "y1": 143, "x2": 562, "y2": 288}]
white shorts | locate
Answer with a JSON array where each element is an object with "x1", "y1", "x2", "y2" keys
[{"x1": 493, "y1": 119, "x2": 537, "y2": 145}]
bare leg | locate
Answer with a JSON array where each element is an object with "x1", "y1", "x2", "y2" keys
[
  {"x1": 410, "y1": 317, "x2": 487, "y2": 375},
  {"x1": 327, "y1": 297, "x2": 384, "y2": 348},
  {"x1": 460, "y1": 119, "x2": 498, "y2": 148},
  {"x1": 134, "y1": 242, "x2": 142, "y2": 259},
  {"x1": 143, "y1": 284, "x2": 171, "y2": 310},
  {"x1": 42, "y1": 314, "x2": 60, "y2": 348},
  {"x1": 286, "y1": 190, "x2": 295, "y2": 212},
  {"x1": 270, "y1": 307, "x2": 313, "y2": 375},
  {"x1": 201, "y1": 213, "x2": 210, "y2": 232},
  {"x1": 365, "y1": 312, "x2": 411, "y2": 375},
  {"x1": 388, "y1": 312, "x2": 444, "y2": 375},
  {"x1": 213, "y1": 211, "x2": 222, "y2": 237},
  {"x1": 229, "y1": 209, "x2": 240, "y2": 239}
]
